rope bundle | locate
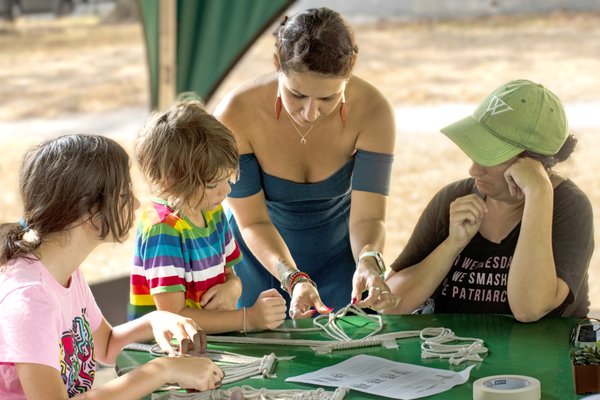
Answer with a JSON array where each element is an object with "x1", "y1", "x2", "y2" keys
[
  {"x1": 419, "y1": 327, "x2": 488, "y2": 365},
  {"x1": 120, "y1": 345, "x2": 288, "y2": 384}
]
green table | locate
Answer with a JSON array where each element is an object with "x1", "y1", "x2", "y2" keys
[{"x1": 116, "y1": 314, "x2": 585, "y2": 399}]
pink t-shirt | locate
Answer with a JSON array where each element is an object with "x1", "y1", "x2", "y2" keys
[{"x1": 0, "y1": 256, "x2": 103, "y2": 399}]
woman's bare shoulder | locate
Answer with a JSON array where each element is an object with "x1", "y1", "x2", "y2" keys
[
  {"x1": 218, "y1": 73, "x2": 276, "y2": 107},
  {"x1": 349, "y1": 75, "x2": 396, "y2": 152},
  {"x1": 349, "y1": 75, "x2": 393, "y2": 110},
  {"x1": 214, "y1": 73, "x2": 277, "y2": 151}
]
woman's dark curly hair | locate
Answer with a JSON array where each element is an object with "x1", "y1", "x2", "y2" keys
[{"x1": 274, "y1": 7, "x2": 358, "y2": 78}]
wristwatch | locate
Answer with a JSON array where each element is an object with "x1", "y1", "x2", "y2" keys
[{"x1": 358, "y1": 251, "x2": 386, "y2": 277}]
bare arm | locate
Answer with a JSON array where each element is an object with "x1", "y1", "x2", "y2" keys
[
  {"x1": 227, "y1": 193, "x2": 298, "y2": 285},
  {"x1": 16, "y1": 357, "x2": 222, "y2": 400},
  {"x1": 93, "y1": 312, "x2": 204, "y2": 364},
  {"x1": 349, "y1": 191, "x2": 393, "y2": 309},
  {"x1": 82, "y1": 357, "x2": 221, "y2": 399},
  {"x1": 384, "y1": 239, "x2": 464, "y2": 313},
  {"x1": 350, "y1": 81, "x2": 397, "y2": 310},
  {"x1": 16, "y1": 313, "x2": 222, "y2": 399},
  {"x1": 384, "y1": 193, "x2": 487, "y2": 313},
  {"x1": 504, "y1": 158, "x2": 569, "y2": 322},
  {"x1": 153, "y1": 289, "x2": 286, "y2": 333}
]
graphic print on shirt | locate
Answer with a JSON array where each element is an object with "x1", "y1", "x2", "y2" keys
[
  {"x1": 434, "y1": 232, "x2": 517, "y2": 314},
  {"x1": 59, "y1": 307, "x2": 96, "y2": 396}
]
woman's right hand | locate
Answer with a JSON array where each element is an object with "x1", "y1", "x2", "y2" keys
[
  {"x1": 448, "y1": 194, "x2": 487, "y2": 249},
  {"x1": 162, "y1": 357, "x2": 224, "y2": 391},
  {"x1": 247, "y1": 288, "x2": 287, "y2": 330},
  {"x1": 289, "y1": 282, "x2": 332, "y2": 319}
]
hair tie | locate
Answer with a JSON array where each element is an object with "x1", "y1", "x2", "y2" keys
[{"x1": 18, "y1": 218, "x2": 30, "y2": 232}]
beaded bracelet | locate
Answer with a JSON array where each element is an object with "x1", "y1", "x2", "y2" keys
[
  {"x1": 289, "y1": 275, "x2": 317, "y2": 295},
  {"x1": 280, "y1": 270, "x2": 316, "y2": 295}
]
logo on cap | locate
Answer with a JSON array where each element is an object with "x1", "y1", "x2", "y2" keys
[{"x1": 486, "y1": 96, "x2": 513, "y2": 116}]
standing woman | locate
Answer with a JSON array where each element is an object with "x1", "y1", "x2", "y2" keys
[{"x1": 215, "y1": 7, "x2": 398, "y2": 318}]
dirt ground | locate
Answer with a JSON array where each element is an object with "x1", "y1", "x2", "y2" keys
[{"x1": 0, "y1": 11, "x2": 599, "y2": 313}]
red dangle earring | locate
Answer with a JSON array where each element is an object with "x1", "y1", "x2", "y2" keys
[
  {"x1": 340, "y1": 91, "x2": 347, "y2": 127},
  {"x1": 275, "y1": 86, "x2": 282, "y2": 120}
]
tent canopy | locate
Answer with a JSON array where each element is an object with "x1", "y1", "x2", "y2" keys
[{"x1": 139, "y1": 0, "x2": 294, "y2": 108}]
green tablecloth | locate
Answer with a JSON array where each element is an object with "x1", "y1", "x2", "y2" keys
[{"x1": 116, "y1": 313, "x2": 584, "y2": 399}]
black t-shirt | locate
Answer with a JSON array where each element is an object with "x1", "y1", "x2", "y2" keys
[{"x1": 391, "y1": 178, "x2": 594, "y2": 317}]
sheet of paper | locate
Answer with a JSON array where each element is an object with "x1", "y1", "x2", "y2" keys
[{"x1": 286, "y1": 354, "x2": 474, "y2": 400}]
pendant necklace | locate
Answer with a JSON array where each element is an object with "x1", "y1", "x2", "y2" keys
[{"x1": 286, "y1": 113, "x2": 315, "y2": 144}]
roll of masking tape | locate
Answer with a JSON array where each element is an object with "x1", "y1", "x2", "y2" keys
[{"x1": 473, "y1": 375, "x2": 541, "y2": 400}]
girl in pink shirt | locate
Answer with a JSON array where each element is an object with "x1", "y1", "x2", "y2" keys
[{"x1": 0, "y1": 135, "x2": 228, "y2": 399}]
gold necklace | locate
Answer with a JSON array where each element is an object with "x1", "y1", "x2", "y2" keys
[{"x1": 286, "y1": 113, "x2": 315, "y2": 144}]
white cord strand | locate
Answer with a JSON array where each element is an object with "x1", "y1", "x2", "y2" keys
[
  {"x1": 151, "y1": 385, "x2": 350, "y2": 400},
  {"x1": 419, "y1": 327, "x2": 488, "y2": 365},
  {"x1": 119, "y1": 344, "x2": 290, "y2": 385},
  {"x1": 273, "y1": 303, "x2": 383, "y2": 341},
  {"x1": 207, "y1": 329, "x2": 423, "y2": 354},
  {"x1": 207, "y1": 303, "x2": 412, "y2": 354}
]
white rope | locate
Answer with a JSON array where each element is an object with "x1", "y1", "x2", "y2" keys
[
  {"x1": 207, "y1": 329, "x2": 422, "y2": 354},
  {"x1": 419, "y1": 327, "x2": 488, "y2": 365},
  {"x1": 205, "y1": 310, "x2": 487, "y2": 364},
  {"x1": 272, "y1": 304, "x2": 383, "y2": 340},
  {"x1": 120, "y1": 344, "x2": 291, "y2": 385},
  {"x1": 151, "y1": 385, "x2": 350, "y2": 400},
  {"x1": 209, "y1": 303, "x2": 420, "y2": 354},
  {"x1": 312, "y1": 304, "x2": 384, "y2": 340}
]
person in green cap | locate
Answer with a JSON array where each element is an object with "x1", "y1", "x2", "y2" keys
[{"x1": 383, "y1": 79, "x2": 594, "y2": 322}]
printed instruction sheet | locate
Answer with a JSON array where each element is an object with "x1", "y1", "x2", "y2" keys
[{"x1": 286, "y1": 354, "x2": 474, "y2": 399}]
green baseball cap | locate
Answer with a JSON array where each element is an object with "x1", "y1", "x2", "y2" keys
[{"x1": 440, "y1": 79, "x2": 568, "y2": 166}]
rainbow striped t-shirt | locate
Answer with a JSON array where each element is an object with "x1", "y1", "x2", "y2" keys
[{"x1": 128, "y1": 199, "x2": 242, "y2": 320}]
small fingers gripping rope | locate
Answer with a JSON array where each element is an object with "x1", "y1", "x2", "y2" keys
[
  {"x1": 120, "y1": 344, "x2": 289, "y2": 385},
  {"x1": 151, "y1": 385, "x2": 350, "y2": 400}
]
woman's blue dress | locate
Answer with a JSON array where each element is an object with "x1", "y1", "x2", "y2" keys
[{"x1": 229, "y1": 154, "x2": 356, "y2": 312}]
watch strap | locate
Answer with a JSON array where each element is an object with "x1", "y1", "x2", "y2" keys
[{"x1": 358, "y1": 251, "x2": 386, "y2": 276}]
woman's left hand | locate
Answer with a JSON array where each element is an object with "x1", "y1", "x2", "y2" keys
[
  {"x1": 289, "y1": 282, "x2": 332, "y2": 319},
  {"x1": 149, "y1": 310, "x2": 207, "y2": 356},
  {"x1": 352, "y1": 259, "x2": 398, "y2": 311}
]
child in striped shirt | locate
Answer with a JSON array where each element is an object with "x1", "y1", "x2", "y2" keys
[{"x1": 130, "y1": 99, "x2": 287, "y2": 334}]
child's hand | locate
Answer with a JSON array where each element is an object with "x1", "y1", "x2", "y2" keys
[
  {"x1": 201, "y1": 274, "x2": 242, "y2": 311},
  {"x1": 163, "y1": 357, "x2": 224, "y2": 391},
  {"x1": 229, "y1": 388, "x2": 245, "y2": 400},
  {"x1": 149, "y1": 310, "x2": 207, "y2": 356},
  {"x1": 247, "y1": 289, "x2": 287, "y2": 331}
]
